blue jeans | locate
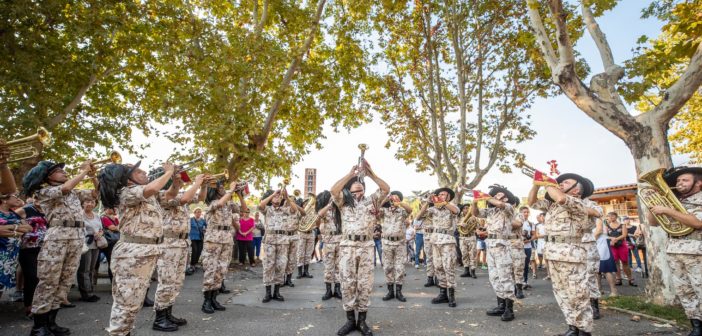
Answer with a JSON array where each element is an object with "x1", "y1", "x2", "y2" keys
[
  {"x1": 415, "y1": 233, "x2": 425, "y2": 266},
  {"x1": 628, "y1": 245, "x2": 642, "y2": 268},
  {"x1": 253, "y1": 237, "x2": 263, "y2": 257},
  {"x1": 374, "y1": 239, "x2": 383, "y2": 266},
  {"x1": 523, "y1": 248, "x2": 532, "y2": 283}
]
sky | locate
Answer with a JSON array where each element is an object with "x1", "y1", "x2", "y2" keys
[{"x1": 119, "y1": 0, "x2": 691, "y2": 202}]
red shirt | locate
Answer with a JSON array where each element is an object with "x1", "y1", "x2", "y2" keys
[
  {"x1": 236, "y1": 217, "x2": 254, "y2": 241},
  {"x1": 101, "y1": 216, "x2": 119, "y2": 230}
]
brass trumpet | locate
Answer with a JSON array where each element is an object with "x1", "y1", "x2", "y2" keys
[
  {"x1": 81, "y1": 151, "x2": 122, "y2": 177},
  {"x1": 277, "y1": 178, "x2": 290, "y2": 193},
  {"x1": 6, "y1": 127, "x2": 52, "y2": 163},
  {"x1": 518, "y1": 161, "x2": 537, "y2": 178},
  {"x1": 357, "y1": 144, "x2": 368, "y2": 183},
  {"x1": 205, "y1": 170, "x2": 229, "y2": 185}
]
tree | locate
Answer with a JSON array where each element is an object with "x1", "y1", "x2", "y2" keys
[
  {"x1": 525, "y1": 0, "x2": 702, "y2": 304},
  {"x1": 367, "y1": 0, "x2": 557, "y2": 200}
]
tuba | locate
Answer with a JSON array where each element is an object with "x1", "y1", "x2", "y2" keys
[
  {"x1": 6, "y1": 127, "x2": 52, "y2": 163},
  {"x1": 458, "y1": 213, "x2": 481, "y2": 236},
  {"x1": 638, "y1": 168, "x2": 694, "y2": 237},
  {"x1": 298, "y1": 193, "x2": 318, "y2": 232}
]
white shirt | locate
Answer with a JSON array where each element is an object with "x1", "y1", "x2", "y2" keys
[
  {"x1": 535, "y1": 222, "x2": 546, "y2": 251},
  {"x1": 522, "y1": 221, "x2": 534, "y2": 249},
  {"x1": 405, "y1": 227, "x2": 415, "y2": 241}
]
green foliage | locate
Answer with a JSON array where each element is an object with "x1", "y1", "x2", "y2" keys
[{"x1": 604, "y1": 295, "x2": 689, "y2": 328}]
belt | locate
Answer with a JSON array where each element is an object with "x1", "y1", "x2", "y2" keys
[
  {"x1": 345, "y1": 234, "x2": 370, "y2": 242},
  {"x1": 382, "y1": 235, "x2": 403, "y2": 242},
  {"x1": 433, "y1": 228, "x2": 453, "y2": 235},
  {"x1": 425, "y1": 228, "x2": 434, "y2": 233},
  {"x1": 327, "y1": 231, "x2": 341, "y2": 236},
  {"x1": 211, "y1": 225, "x2": 231, "y2": 231},
  {"x1": 121, "y1": 235, "x2": 163, "y2": 245},
  {"x1": 671, "y1": 234, "x2": 702, "y2": 241},
  {"x1": 545, "y1": 235, "x2": 584, "y2": 244},
  {"x1": 271, "y1": 230, "x2": 296, "y2": 236},
  {"x1": 50, "y1": 220, "x2": 84, "y2": 228},
  {"x1": 487, "y1": 233, "x2": 518, "y2": 240},
  {"x1": 163, "y1": 231, "x2": 189, "y2": 240}
]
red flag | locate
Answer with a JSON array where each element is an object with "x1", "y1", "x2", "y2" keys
[
  {"x1": 533, "y1": 169, "x2": 558, "y2": 187},
  {"x1": 472, "y1": 190, "x2": 492, "y2": 200},
  {"x1": 179, "y1": 171, "x2": 191, "y2": 183}
]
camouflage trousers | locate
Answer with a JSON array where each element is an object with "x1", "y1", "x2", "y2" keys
[
  {"x1": 382, "y1": 242, "x2": 406, "y2": 285},
  {"x1": 31, "y1": 238, "x2": 82, "y2": 314},
  {"x1": 424, "y1": 235, "x2": 435, "y2": 277},
  {"x1": 433, "y1": 243, "x2": 457, "y2": 289},
  {"x1": 285, "y1": 238, "x2": 299, "y2": 275},
  {"x1": 323, "y1": 242, "x2": 340, "y2": 284},
  {"x1": 339, "y1": 244, "x2": 374, "y2": 312},
  {"x1": 548, "y1": 259, "x2": 593, "y2": 332},
  {"x1": 585, "y1": 242, "x2": 601, "y2": 299},
  {"x1": 668, "y1": 253, "x2": 702, "y2": 320},
  {"x1": 510, "y1": 241, "x2": 525, "y2": 285},
  {"x1": 459, "y1": 236, "x2": 477, "y2": 269},
  {"x1": 201, "y1": 242, "x2": 233, "y2": 291},
  {"x1": 262, "y1": 243, "x2": 289, "y2": 286},
  {"x1": 486, "y1": 241, "x2": 516, "y2": 300},
  {"x1": 297, "y1": 235, "x2": 315, "y2": 266},
  {"x1": 107, "y1": 250, "x2": 159, "y2": 336},
  {"x1": 154, "y1": 245, "x2": 189, "y2": 310}
]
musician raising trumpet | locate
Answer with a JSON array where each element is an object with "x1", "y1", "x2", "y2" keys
[
  {"x1": 647, "y1": 166, "x2": 702, "y2": 335},
  {"x1": 378, "y1": 191, "x2": 412, "y2": 302}
]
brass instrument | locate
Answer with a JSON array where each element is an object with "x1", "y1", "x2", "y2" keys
[
  {"x1": 298, "y1": 193, "x2": 318, "y2": 232},
  {"x1": 81, "y1": 151, "x2": 121, "y2": 177},
  {"x1": 233, "y1": 179, "x2": 251, "y2": 193},
  {"x1": 357, "y1": 144, "x2": 368, "y2": 183},
  {"x1": 518, "y1": 161, "x2": 537, "y2": 178},
  {"x1": 204, "y1": 170, "x2": 229, "y2": 185},
  {"x1": 638, "y1": 168, "x2": 695, "y2": 237},
  {"x1": 147, "y1": 157, "x2": 204, "y2": 180},
  {"x1": 6, "y1": 127, "x2": 52, "y2": 163},
  {"x1": 278, "y1": 178, "x2": 290, "y2": 194},
  {"x1": 293, "y1": 189, "x2": 301, "y2": 197}
]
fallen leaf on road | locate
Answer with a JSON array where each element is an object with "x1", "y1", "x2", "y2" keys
[
  {"x1": 314, "y1": 304, "x2": 323, "y2": 310},
  {"x1": 468, "y1": 323, "x2": 479, "y2": 327},
  {"x1": 458, "y1": 320, "x2": 465, "y2": 324},
  {"x1": 398, "y1": 305, "x2": 405, "y2": 309},
  {"x1": 372, "y1": 325, "x2": 380, "y2": 330},
  {"x1": 630, "y1": 315, "x2": 640, "y2": 322},
  {"x1": 652, "y1": 323, "x2": 672, "y2": 328},
  {"x1": 202, "y1": 317, "x2": 212, "y2": 321}
]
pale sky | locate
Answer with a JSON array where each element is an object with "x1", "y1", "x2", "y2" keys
[{"x1": 118, "y1": 0, "x2": 691, "y2": 202}]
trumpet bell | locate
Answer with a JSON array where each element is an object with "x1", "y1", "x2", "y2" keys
[{"x1": 6, "y1": 127, "x2": 53, "y2": 163}]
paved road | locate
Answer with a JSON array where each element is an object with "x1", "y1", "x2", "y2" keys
[{"x1": 0, "y1": 261, "x2": 679, "y2": 335}]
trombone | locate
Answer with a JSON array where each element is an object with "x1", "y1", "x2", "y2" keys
[{"x1": 5, "y1": 127, "x2": 52, "y2": 163}]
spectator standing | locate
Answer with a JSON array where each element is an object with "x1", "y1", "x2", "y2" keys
[
  {"x1": 0, "y1": 193, "x2": 31, "y2": 299},
  {"x1": 188, "y1": 207, "x2": 206, "y2": 274},
  {"x1": 235, "y1": 208, "x2": 256, "y2": 267},
  {"x1": 16, "y1": 201, "x2": 48, "y2": 316},
  {"x1": 100, "y1": 208, "x2": 120, "y2": 282},
  {"x1": 413, "y1": 217, "x2": 425, "y2": 268},
  {"x1": 253, "y1": 212, "x2": 264, "y2": 263},
  {"x1": 605, "y1": 212, "x2": 636, "y2": 286},
  {"x1": 373, "y1": 223, "x2": 382, "y2": 267},
  {"x1": 405, "y1": 224, "x2": 415, "y2": 264},
  {"x1": 534, "y1": 213, "x2": 547, "y2": 279},
  {"x1": 77, "y1": 197, "x2": 102, "y2": 302},
  {"x1": 625, "y1": 219, "x2": 643, "y2": 273}
]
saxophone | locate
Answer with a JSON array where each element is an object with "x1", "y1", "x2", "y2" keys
[
  {"x1": 638, "y1": 168, "x2": 695, "y2": 237},
  {"x1": 298, "y1": 193, "x2": 318, "y2": 232}
]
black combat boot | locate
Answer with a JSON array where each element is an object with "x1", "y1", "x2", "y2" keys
[
  {"x1": 211, "y1": 290, "x2": 226, "y2": 311},
  {"x1": 486, "y1": 297, "x2": 506, "y2": 316},
  {"x1": 689, "y1": 319, "x2": 702, "y2": 336},
  {"x1": 423, "y1": 276, "x2": 435, "y2": 287},
  {"x1": 201, "y1": 291, "x2": 215, "y2": 314},
  {"x1": 296, "y1": 266, "x2": 304, "y2": 279},
  {"x1": 262, "y1": 285, "x2": 273, "y2": 303},
  {"x1": 591, "y1": 298, "x2": 600, "y2": 320},
  {"x1": 357, "y1": 311, "x2": 373, "y2": 336},
  {"x1": 460, "y1": 267, "x2": 471, "y2": 277},
  {"x1": 303, "y1": 264, "x2": 314, "y2": 278},
  {"x1": 431, "y1": 287, "x2": 448, "y2": 304},
  {"x1": 322, "y1": 283, "x2": 333, "y2": 300},
  {"x1": 219, "y1": 281, "x2": 231, "y2": 294},
  {"x1": 337, "y1": 310, "x2": 356, "y2": 336},
  {"x1": 166, "y1": 306, "x2": 187, "y2": 326},
  {"x1": 382, "y1": 283, "x2": 395, "y2": 301},
  {"x1": 143, "y1": 288, "x2": 154, "y2": 307},
  {"x1": 578, "y1": 330, "x2": 592, "y2": 336},
  {"x1": 501, "y1": 298, "x2": 515, "y2": 321},
  {"x1": 395, "y1": 284, "x2": 406, "y2": 302},
  {"x1": 152, "y1": 308, "x2": 179, "y2": 332},
  {"x1": 333, "y1": 283, "x2": 342, "y2": 299},
  {"x1": 515, "y1": 284, "x2": 525, "y2": 299},
  {"x1": 29, "y1": 312, "x2": 53, "y2": 336},
  {"x1": 47, "y1": 309, "x2": 70, "y2": 336},
  {"x1": 272, "y1": 284, "x2": 285, "y2": 301},
  {"x1": 471, "y1": 268, "x2": 477, "y2": 279},
  {"x1": 562, "y1": 325, "x2": 579, "y2": 336},
  {"x1": 285, "y1": 273, "x2": 295, "y2": 287},
  {"x1": 447, "y1": 288, "x2": 456, "y2": 307}
]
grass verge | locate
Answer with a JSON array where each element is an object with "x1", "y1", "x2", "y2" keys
[{"x1": 602, "y1": 295, "x2": 689, "y2": 328}]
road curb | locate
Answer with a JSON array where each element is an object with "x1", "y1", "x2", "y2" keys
[{"x1": 602, "y1": 305, "x2": 685, "y2": 329}]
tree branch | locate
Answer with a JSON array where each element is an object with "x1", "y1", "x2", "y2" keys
[
  {"x1": 547, "y1": 0, "x2": 576, "y2": 78},
  {"x1": 652, "y1": 41, "x2": 702, "y2": 124},
  {"x1": 526, "y1": 0, "x2": 557, "y2": 71}
]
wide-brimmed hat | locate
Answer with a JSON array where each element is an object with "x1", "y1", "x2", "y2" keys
[
  {"x1": 488, "y1": 184, "x2": 519, "y2": 206},
  {"x1": 98, "y1": 163, "x2": 134, "y2": 209},
  {"x1": 382, "y1": 191, "x2": 404, "y2": 208},
  {"x1": 663, "y1": 166, "x2": 702, "y2": 188},
  {"x1": 551, "y1": 173, "x2": 593, "y2": 199},
  {"x1": 22, "y1": 161, "x2": 66, "y2": 196},
  {"x1": 433, "y1": 187, "x2": 455, "y2": 202}
]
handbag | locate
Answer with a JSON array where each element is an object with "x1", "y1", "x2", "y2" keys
[
  {"x1": 96, "y1": 234, "x2": 108, "y2": 249},
  {"x1": 103, "y1": 229, "x2": 120, "y2": 244}
]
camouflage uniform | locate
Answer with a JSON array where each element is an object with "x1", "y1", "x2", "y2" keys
[
  {"x1": 201, "y1": 201, "x2": 237, "y2": 292},
  {"x1": 582, "y1": 198, "x2": 604, "y2": 300},
  {"x1": 667, "y1": 191, "x2": 702, "y2": 321},
  {"x1": 107, "y1": 185, "x2": 164, "y2": 336},
  {"x1": 284, "y1": 212, "x2": 300, "y2": 275},
  {"x1": 477, "y1": 204, "x2": 517, "y2": 300},
  {"x1": 458, "y1": 226, "x2": 478, "y2": 271},
  {"x1": 532, "y1": 196, "x2": 593, "y2": 332},
  {"x1": 262, "y1": 205, "x2": 293, "y2": 286},
  {"x1": 428, "y1": 207, "x2": 457, "y2": 289},
  {"x1": 31, "y1": 187, "x2": 92, "y2": 315},
  {"x1": 423, "y1": 215, "x2": 435, "y2": 278},
  {"x1": 334, "y1": 189, "x2": 387, "y2": 312},
  {"x1": 320, "y1": 211, "x2": 341, "y2": 284},
  {"x1": 379, "y1": 206, "x2": 409, "y2": 285},
  {"x1": 297, "y1": 230, "x2": 315, "y2": 267},
  {"x1": 154, "y1": 192, "x2": 190, "y2": 310},
  {"x1": 510, "y1": 215, "x2": 526, "y2": 286}
]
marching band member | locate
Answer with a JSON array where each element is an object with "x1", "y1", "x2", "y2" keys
[
  {"x1": 24, "y1": 160, "x2": 96, "y2": 336},
  {"x1": 422, "y1": 200, "x2": 437, "y2": 288},
  {"x1": 259, "y1": 187, "x2": 304, "y2": 302},
  {"x1": 200, "y1": 180, "x2": 246, "y2": 314},
  {"x1": 317, "y1": 190, "x2": 343, "y2": 301},
  {"x1": 511, "y1": 206, "x2": 528, "y2": 299},
  {"x1": 378, "y1": 191, "x2": 412, "y2": 302},
  {"x1": 297, "y1": 195, "x2": 316, "y2": 279},
  {"x1": 458, "y1": 204, "x2": 478, "y2": 279},
  {"x1": 472, "y1": 185, "x2": 520, "y2": 322},
  {"x1": 331, "y1": 161, "x2": 389, "y2": 336},
  {"x1": 283, "y1": 197, "x2": 302, "y2": 287},
  {"x1": 647, "y1": 166, "x2": 702, "y2": 335},
  {"x1": 528, "y1": 172, "x2": 595, "y2": 336},
  {"x1": 581, "y1": 184, "x2": 604, "y2": 321},
  {"x1": 152, "y1": 172, "x2": 207, "y2": 330},
  {"x1": 417, "y1": 188, "x2": 459, "y2": 307},
  {"x1": 98, "y1": 161, "x2": 173, "y2": 336}
]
